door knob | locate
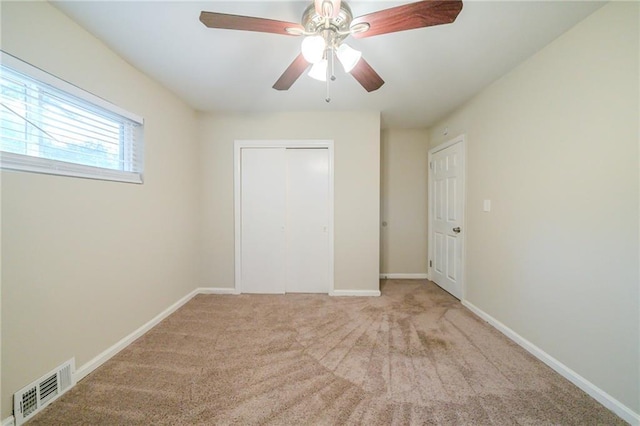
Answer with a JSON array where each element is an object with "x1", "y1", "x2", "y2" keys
[{"x1": 453, "y1": 227, "x2": 461, "y2": 233}]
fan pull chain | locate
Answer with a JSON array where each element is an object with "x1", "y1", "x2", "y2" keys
[
  {"x1": 325, "y1": 72, "x2": 330, "y2": 103},
  {"x1": 330, "y1": 47, "x2": 336, "y2": 81},
  {"x1": 325, "y1": 47, "x2": 333, "y2": 103}
]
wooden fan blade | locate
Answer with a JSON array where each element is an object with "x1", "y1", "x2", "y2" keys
[
  {"x1": 314, "y1": 0, "x2": 341, "y2": 18},
  {"x1": 350, "y1": 58, "x2": 384, "y2": 92},
  {"x1": 351, "y1": 1, "x2": 463, "y2": 39},
  {"x1": 199, "y1": 11, "x2": 303, "y2": 36},
  {"x1": 273, "y1": 54, "x2": 310, "y2": 90}
]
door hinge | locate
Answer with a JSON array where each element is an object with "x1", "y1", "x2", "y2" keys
[
  {"x1": 429, "y1": 161, "x2": 433, "y2": 170},
  {"x1": 429, "y1": 260, "x2": 432, "y2": 267}
]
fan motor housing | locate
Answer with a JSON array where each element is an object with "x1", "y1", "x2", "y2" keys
[{"x1": 301, "y1": 2, "x2": 353, "y2": 43}]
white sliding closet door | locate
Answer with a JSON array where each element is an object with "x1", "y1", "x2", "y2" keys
[
  {"x1": 286, "y1": 148, "x2": 329, "y2": 293},
  {"x1": 241, "y1": 148, "x2": 286, "y2": 294},
  {"x1": 239, "y1": 146, "x2": 330, "y2": 294}
]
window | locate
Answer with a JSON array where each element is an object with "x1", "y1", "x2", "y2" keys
[{"x1": 0, "y1": 52, "x2": 144, "y2": 183}]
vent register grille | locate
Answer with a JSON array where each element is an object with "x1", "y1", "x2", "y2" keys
[{"x1": 13, "y1": 359, "x2": 75, "y2": 425}]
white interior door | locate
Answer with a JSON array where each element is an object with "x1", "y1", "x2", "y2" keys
[
  {"x1": 241, "y1": 148, "x2": 286, "y2": 294},
  {"x1": 286, "y1": 148, "x2": 329, "y2": 293},
  {"x1": 430, "y1": 139, "x2": 464, "y2": 299}
]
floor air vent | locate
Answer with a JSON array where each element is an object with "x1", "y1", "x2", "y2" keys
[{"x1": 13, "y1": 358, "x2": 75, "y2": 425}]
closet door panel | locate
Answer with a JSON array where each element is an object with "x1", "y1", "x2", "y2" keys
[
  {"x1": 240, "y1": 148, "x2": 286, "y2": 294},
  {"x1": 286, "y1": 148, "x2": 329, "y2": 293}
]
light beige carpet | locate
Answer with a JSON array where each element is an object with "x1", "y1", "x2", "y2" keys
[{"x1": 31, "y1": 280, "x2": 624, "y2": 425}]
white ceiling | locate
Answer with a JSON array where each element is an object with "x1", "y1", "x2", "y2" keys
[{"x1": 52, "y1": 1, "x2": 605, "y2": 128}]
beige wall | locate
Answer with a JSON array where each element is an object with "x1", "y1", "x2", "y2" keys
[
  {"x1": 429, "y1": 2, "x2": 639, "y2": 413},
  {"x1": 1, "y1": 2, "x2": 201, "y2": 418},
  {"x1": 380, "y1": 128, "x2": 430, "y2": 275},
  {"x1": 199, "y1": 111, "x2": 380, "y2": 292}
]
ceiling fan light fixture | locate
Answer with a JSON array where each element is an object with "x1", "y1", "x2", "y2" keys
[
  {"x1": 308, "y1": 59, "x2": 328, "y2": 81},
  {"x1": 200, "y1": 0, "x2": 464, "y2": 95},
  {"x1": 301, "y1": 35, "x2": 326, "y2": 64},
  {"x1": 336, "y1": 43, "x2": 362, "y2": 73}
]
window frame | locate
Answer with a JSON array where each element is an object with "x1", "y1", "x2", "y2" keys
[{"x1": 0, "y1": 51, "x2": 144, "y2": 184}]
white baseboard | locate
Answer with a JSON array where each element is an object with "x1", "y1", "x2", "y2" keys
[
  {"x1": 379, "y1": 273, "x2": 428, "y2": 280},
  {"x1": 462, "y1": 300, "x2": 640, "y2": 425},
  {"x1": 197, "y1": 287, "x2": 239, "y2": 295},
  {"x1": 330, "y1": 289, "x2": 381, "y2": 297},
  {"x1": 72, "y1": 285, "x2": 382, "y2": 383},
  {"x1": 2, "y1": 416, "x2": 15, "y2": 426},
  {"x1": 75, "y1": 287, "x2": 241, "y2": 382},
  {"x1": 75, "y1": 288, "x2": 201, "y2": 381}
]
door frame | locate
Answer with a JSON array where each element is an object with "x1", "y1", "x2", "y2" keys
[
  {"x1": 427, "y1": 134, "x2": 467, "y2": 299},
  {"x1": 234, "y1": 139, "x2": 335, "y2": 294}
]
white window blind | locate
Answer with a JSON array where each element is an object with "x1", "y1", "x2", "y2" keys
[{"x1": 0, "y1": 52, "x2": 144, "y2": 183}]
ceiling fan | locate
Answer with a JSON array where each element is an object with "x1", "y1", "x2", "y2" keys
[{"x1": 200, "y1": 0, "x2": 463, "y2": 100}]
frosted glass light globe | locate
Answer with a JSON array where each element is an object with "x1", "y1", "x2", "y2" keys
[
  {"x1": 301, "y1": 36, "x2": 326, "y2": 64},
  {"x1": 336, "y1": 43, "x2": 362, "y2": 73},
  {"x1": 308, "y1": 59, "x2": 328, "y2": 81}
]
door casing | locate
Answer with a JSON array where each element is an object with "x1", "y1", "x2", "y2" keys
[{"x1": 234, "y1": 139, "x2": 335, "y2": 294}]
